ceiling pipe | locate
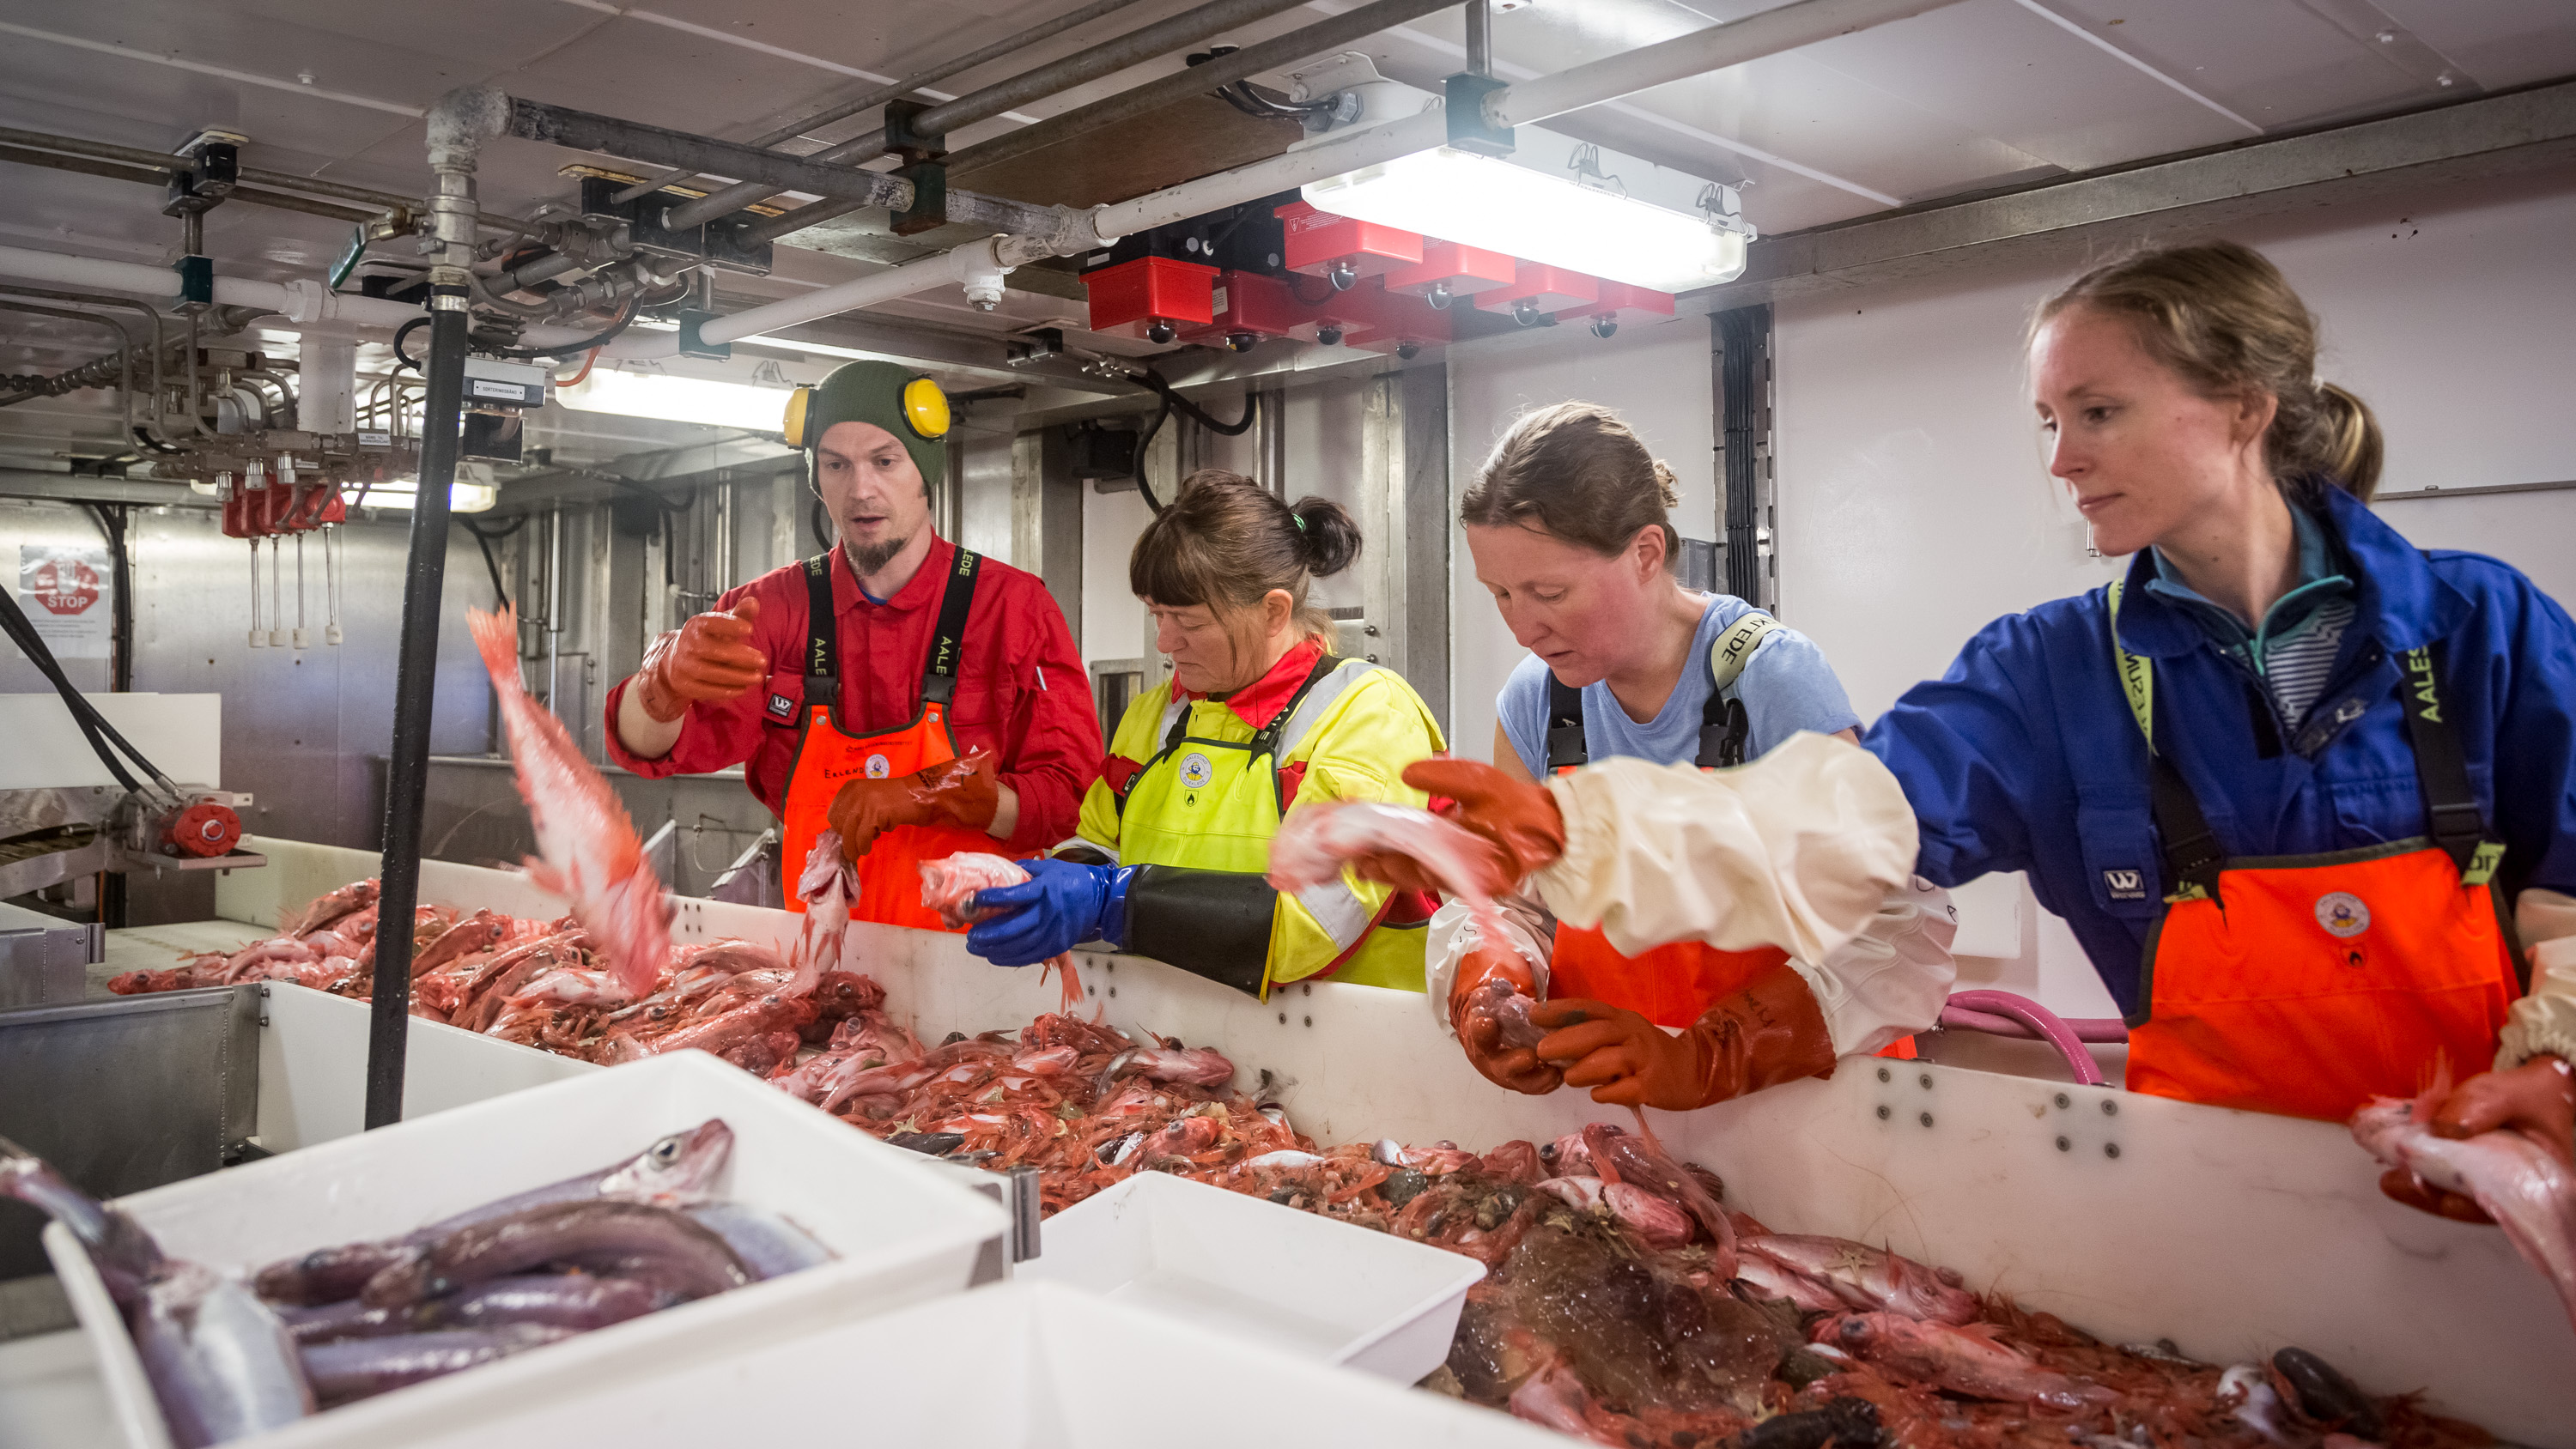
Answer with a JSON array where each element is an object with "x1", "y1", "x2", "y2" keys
[
  {"x1": 936, "y1": 0, "x2": 1458, "y2": 176},
  {"x1": 672, "y1": 0, "x2": 1971, "y2": 348},
  {"x1": 617, "y1": 0, "x2": 1158, "y2": 205},
  {"x1": 0, "y1": 124, "x2": 520, "y2": 230},
  {"x1": 661, "y1": 0, "x2": 1319, "y2": 232},
  {"x1": 0, "y1": 243, "x2": 422, "y2": 330},
  {"x1": 1487, "y1": 0, "x2": 1968, "y2": 129}
]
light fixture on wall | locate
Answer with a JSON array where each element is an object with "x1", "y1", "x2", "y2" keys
[
  {"x1": 1302, "y1": 129, "x2": 1752, "y2": 294},
  {"x1": 340, "y1": 476, "x2": 498, "y2": 513},
  {"x1": 552, "y1": 367, "x2": 796, "y2": 433}
]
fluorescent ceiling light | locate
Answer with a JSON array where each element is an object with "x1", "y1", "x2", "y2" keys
[
  {"x1": 554, "y1": 368, "x2": 793, "y2": 432},
  {"x1": 1303, "y1": 134, "x2": 1749, "y2": 294},
  {"x1": 341, "y1": 478, "x2": 497, "y2": 513}
]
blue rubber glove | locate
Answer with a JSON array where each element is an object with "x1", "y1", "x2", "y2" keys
[{"x1": 965, "y1": 858, "x2": 1133, "y2": 967}]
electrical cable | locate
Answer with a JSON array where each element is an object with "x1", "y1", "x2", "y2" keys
[
  {"x1": 391, "y1": 316, "x2": 428, "y2": 374},
  {"x1": 1128, "y1": 367, "x2": 1255, "y2": 434},
  {"x1": 457, "y1": 514, "x2": 526, "y2": 609},
  {"x1": 490, "y1": 300, "x2": 639, "y2": 361},
  {"x1": 0, "y1": 585, "x2": 176, "y2": 799},
  {"x1": 1128, "y1": 396, "x2": 1172, "y2": 513},
  {"x1": 552, "y1": 348, "x2": 600, "y2": 388}
]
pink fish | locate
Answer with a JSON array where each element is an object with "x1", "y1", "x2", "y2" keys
[
  {"x1": 1265, "y1": 800, "x2": 1511, "y2": 949},
  {"x1": 467, "y1": 604, "x2": 668, "y2": 1003},
  {"x1": 1736, "y1": 1234, "x2": 1980, "y2": 1325},
  {"x1": 920, "y1": 853, "x2": 1082, "y2": 1011},
  {"x1": 1584, "y1": 1122, "x2": 1737, "y2": 1277},
  {"x1": 791, "y1": 828, "x2": 857, "y2": 999},
  {"x1": 2351, "y1": 1076, "x2": 2576, "y2": 1333},
  {"x1": 1507, "y1": 1361, "x2": 1618, "y2": 1445},
  {"x1": 1816, "y1": 1313, "x2": 2114, "y2": 1410}
]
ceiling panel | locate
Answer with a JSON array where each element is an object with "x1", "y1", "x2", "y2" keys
[
  {"x1": 2043, "y1": 0, "x2": 2454, "y2": 132},
  {"x1": 2378, "y1": 0, "x2": 2576, "y2": 93},
  {"x1": 1789, "y1": 0, "x2": 2257, "y2": 173}
]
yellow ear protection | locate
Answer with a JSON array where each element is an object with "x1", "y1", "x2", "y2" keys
[
  {"x1": 782, "y1": 374, "x2": 951, "y2": 448},
  {"x1": 901, "y1": 376, "x2": 951, "y2": 440}
]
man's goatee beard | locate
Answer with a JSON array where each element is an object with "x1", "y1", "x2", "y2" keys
[{"x1": 846, "y1": 533, "x2": 908, "y2": 575}]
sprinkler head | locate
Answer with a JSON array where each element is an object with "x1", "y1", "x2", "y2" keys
[
  {"x1": 1395, "y1": 341, "x2": 1422, "y2": 361},
  {"x1": 1425, "y1": 282, "x2": 1453, "y2": 311},
  {"x1": 1224, "y1": 330, "x2": 1259, "y2": 354},
  {"x1": 1512, "y1": 298, "x2": 1546, "y2": 328},
  {"x1": 1327, "y1": 259, "x2": 1359, "y2": 292},
  {"x1": 1145, "y1": 319, "x2": 1176, "y2": 344},
  {"x1": 1589, "y1": 313, "x2": 1619, "y2": 339},
  {"x1": 1315, "y1": 324, "x2": 1343, "y2": 347}
]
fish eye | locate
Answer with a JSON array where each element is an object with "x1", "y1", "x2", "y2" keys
[{"x1": 651, "y1": 1135, "x2": 683, "y2": 1163}]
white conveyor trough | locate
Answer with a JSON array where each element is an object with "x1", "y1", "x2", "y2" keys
[{"x1": 34, "y1": 834, "x2": 2576, "y2": 1447}]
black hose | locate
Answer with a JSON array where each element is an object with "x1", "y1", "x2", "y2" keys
[{"x1": 87, "y1": 503, "x2": 132, "y2": 692}]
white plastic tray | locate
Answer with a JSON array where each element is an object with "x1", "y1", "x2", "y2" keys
[
  {"x1": 388, "y1": 1280, "x2": 1563, "y2": 1449},
  {"x1": 1020, "y1": 1171, "x2": 1485, "y2": 1384},
  {"x1": 46, "y1": 1050, "x2": 1008, "y2": 1449}
]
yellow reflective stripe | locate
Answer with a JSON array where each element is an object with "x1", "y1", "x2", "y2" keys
[
  {"x1": 2107, "y1": 579, "x2": 2154, "y2": 750},
  {"x1": 2465, "y1": 840, "x2": 2504, "y2": 888}
]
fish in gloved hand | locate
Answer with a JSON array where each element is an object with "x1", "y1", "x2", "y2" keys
[
  {"x1": 1269, "y1": 798, "x2": 1520, "y2": 950},
  {"x1": 2349, "y1": 1057, "x2": 2576, "y2": 1332},
  {"x1": 920, "y1": 852, "x2": 1084, "y2": 1010}
]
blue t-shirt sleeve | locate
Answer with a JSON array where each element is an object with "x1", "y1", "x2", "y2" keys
[
  {"x1": 1738, "y1": 627, "x2": 1862, "y2": 757},
  {"x1": 1496, "y1": 654, "x2": 1551, "y2": 777}
]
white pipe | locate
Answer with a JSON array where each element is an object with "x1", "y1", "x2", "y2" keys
[
  {"x1": 1492, "y1": 0, "x2": 1970, "y2": 129},
  {"x1": 0, "y1": 244, "x2": 422, "y2": 330},
  {"x1": 301, "y1": 332, "x2": 359, "y2": 434}
]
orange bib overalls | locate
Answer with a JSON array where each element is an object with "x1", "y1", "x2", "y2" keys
[
  {"x1": 2108, "y1": 580, "x2": 2524, "y2": 1121},
  {"x1": 1541, "y1": 617, "x2": 1791, "y2": 1029},
  {"x1": 776, "y1": 548, "x2": 995, "y2": 931}
]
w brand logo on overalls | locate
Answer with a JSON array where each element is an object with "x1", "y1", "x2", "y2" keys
[
  {"x1": 2102, "y1": 869, "x2": 2145, "y2": 900},
  {"x1": 2403, "y1": 647, "x2": 2442, "y2": 723},
  {"x1": 2313, "y1": 891, "x2": 2370, "y2": 938},
  {"x1": 766, "y1": 693, "x2": 795, "y2": 720}
]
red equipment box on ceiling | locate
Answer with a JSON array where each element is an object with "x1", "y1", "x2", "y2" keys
[
  {"x1": 1476, "y1": 261, "x2": 1599, "y2": 315},
  {"x1": 1081, "y1": 256, "x2": 1220, "y2": 338},
  {"x1": 1273, "y1": 201, "x2": 1423, "y2": 281},
  {"x1": 1384, "y1": 239, "x2": 1517, "y2": 302},
  {"x1": 1564, "y1": 280, "x2": 1678, "y2": 324}
]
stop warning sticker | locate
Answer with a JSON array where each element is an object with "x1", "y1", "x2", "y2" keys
[{"x1": 18, "y1": 543, "x2": 111, "y2": 659}]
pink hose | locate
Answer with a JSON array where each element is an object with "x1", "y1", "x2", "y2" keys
[{"x1": 1940, "y1": 990, "x2": 2110, "y2": 1087}]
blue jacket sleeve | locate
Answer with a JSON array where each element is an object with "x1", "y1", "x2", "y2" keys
[
  {"x1": 2470, "y1": 561, "x2": 2576, "y2": 899},
  {"x1": 1862, "y1": 614, "x2": 2061, "y2": 890}
]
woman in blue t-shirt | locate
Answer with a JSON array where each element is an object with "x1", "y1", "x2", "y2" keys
[{"x1": 1416, "y1": 401, "x2": 1957, "y2": 1104}]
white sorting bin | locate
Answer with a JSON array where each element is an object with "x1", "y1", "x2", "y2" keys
[
  {"x1": 46, "y1": 1050, "x2": 1009, "y2": 1449},
  {"x1": 391, "y1": 1281, "x2": 1564, "y2": 1449},
  {"x1": 1020, "y1": 1171, "x2": 1485, "y2": 1384}
]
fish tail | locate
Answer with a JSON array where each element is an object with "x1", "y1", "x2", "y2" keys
[
  {"x1": 466, "y1": 604, "x2": 522, "y2": 694},
  {"x1": 2413, "y1": 1050, "x2": 2457, "y2": 1125}
]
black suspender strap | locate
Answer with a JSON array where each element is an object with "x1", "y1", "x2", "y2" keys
[
  {"x1": 920, "y1": 549, "x2": 981, "y2": 707},
  {"x1": 1698, "y1": 693, "x2": 1749, "y2": 769},
  {"x1": 800, "y1": 554, "x2": 836, "y2": 709},
  {"x1": 2396, "y1": 640, "x2": 2501, "y2": 885},
  {"x1": 1544, "y1": 675, "x2": 1587, "y2": 772},
  {"x1": 1251, "y1": 652, "x2": 1345, "y2": 763},
  {"x1": 2108, "y1": 581, "x2": 2226, "y2": 905}
]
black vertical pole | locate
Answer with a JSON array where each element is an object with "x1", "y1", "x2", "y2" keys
[
  {"x1": 1715, "y1": 303, "x2": 1771, "y2": 608},
  {"x1": 364, "y1": 285, "x2": 469, "y2": 1131}
]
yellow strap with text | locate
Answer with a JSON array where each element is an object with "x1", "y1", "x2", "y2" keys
[{"x1": 2105, "y1": 580, "x2": 2155, "y2": 750}]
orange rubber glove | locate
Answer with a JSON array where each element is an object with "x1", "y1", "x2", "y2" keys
[
  {"x1": 1450, "y1": 941, "x2": 1561, "y2": 1096},
  {"x1": 829, "y1": 749, "x2": 1001, "y2": 862},
  {"x1": 1528, "y1": 960, "x2": 1837, "y2": 1111},
  {"x1": 635, "y1": 597, "x2": 765, "y2": 723},
  {"x1": 1346, "y1": 758, "x2": 1565, "y2": 896},
  {"x1": 2380, "y1": 1053, "x2": 2574, "y2": 1222}
]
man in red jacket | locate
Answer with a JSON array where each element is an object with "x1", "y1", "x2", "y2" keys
[{"x1": 607, "y1": 361, "x2": 1100, "y2": 929}]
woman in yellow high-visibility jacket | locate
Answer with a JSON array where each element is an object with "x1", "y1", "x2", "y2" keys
[{"x1": 964, "y1": 469, "x2": 1445, "y2": 996}]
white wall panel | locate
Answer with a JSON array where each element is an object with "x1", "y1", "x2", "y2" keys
[
  {"x1": 1443, "y1": 316, "x2": 1718, "y2": 769},
  {"x1": 1773, "y1": 169, "x2": 2576, "y2": 1012}
]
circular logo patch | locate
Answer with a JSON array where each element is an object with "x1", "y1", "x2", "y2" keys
[
  {"x1": 2314, "y1": 891, "x2": 2371, "y2": 938},
  {"x1": 1178, "y1": 752, "x2": 1212, "y2": 790},
  {"x1": 864, "y1": 753, "x2": 892, "y2": 779}
]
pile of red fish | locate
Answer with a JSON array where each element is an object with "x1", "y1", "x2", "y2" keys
[{"x1": 112, "y1": 883, "x2": 2498, "y2": 1448}]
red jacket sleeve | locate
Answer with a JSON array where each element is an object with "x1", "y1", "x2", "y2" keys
[
  {"x1": 602, "y1": 579, "x2": 781, "y2": 781},
  {"x1": 981, "y1": 577, "x2": 1103, "y2": 854}
]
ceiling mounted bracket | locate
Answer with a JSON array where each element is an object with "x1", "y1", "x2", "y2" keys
[
  {"x1": 890, "y1": 161, "x2": 950, "y2": 237},
  {"x1": 1442, "y1": 74, "x2": 1514, "y2": 158},
  {"x1": 883, "y1": 99, "x2": 947, "y2": 163},
  {"x1": 675, "y1": 309, "x2": 731, "y2": 361}
]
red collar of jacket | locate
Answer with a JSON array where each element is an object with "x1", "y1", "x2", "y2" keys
[{"x1": 1186, "y1": 638, "x2": 1327, "y2": 731}]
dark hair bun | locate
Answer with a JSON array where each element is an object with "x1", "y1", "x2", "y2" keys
[{"x1": 1288, "y1": 496, "x2": 1362, "y2": 578}]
